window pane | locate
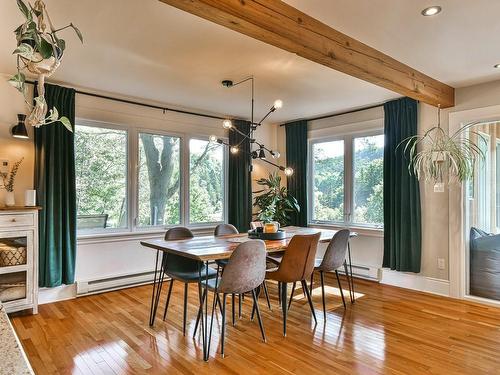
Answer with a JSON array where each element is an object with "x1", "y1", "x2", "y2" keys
[
  {"x1": 477, "y1": 133, "x2": 491, "y2": 231},
  {"x1": 189, "y1": 139, "x2": 224, "y2": 223},
  {"x1": 353, "y1": 135, "x2": 384, "y2": 226},
  {"x1": 75, "y1": 125, "x2": 128, "y2": 231},
  {"x1": 138, "y1": 133, "x2": 181, "y2": 227},
  {"x1": 312, "y1": 140, "x2": 344, "y2": 222}
]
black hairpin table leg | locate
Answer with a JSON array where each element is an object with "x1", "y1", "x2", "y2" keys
[{"x1": 149, "y1": 250, "x2": 164, "y2": 326}]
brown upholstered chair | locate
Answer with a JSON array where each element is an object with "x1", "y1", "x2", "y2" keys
[
  {"x1": 314, "y1": 229, "x2": 350, "y2": 319},
  {"x1": 161, "y1": 227, "x2": 217, "y2": 335},
  {"x1": 265, "y1": 232, "x2": 321, "y2": 336},
  {"x1": 199, "y1": 240, "x2": 267, "y2": 357}
]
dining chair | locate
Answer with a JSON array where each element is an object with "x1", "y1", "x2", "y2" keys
[
  {"x1": 202, "y1": 239, "x2": 268, "y2": 358},
  {"x1": 214, "y1": 223, "x2": 241, "y2": 322},
  {"x1": 265, "y1": 232, "x2": 321, "y2": 336},
  {"x1": 313, "y1": 229, "x2": 351, "y2": 319},
  {"x1": 161, "y1": 227, "x2": 218, "y2": 336}
]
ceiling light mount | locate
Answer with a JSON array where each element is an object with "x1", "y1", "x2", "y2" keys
[{"x1": 421, "y1": 6, "x2": 442, "y2": 16}]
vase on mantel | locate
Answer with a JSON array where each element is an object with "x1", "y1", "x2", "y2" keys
[{"x1": 5, "y1": 191, "x2": 15, "y2": 207}]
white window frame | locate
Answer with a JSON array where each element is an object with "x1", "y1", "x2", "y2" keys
[
  {"x1": 308, "y1": 129, "x2": 384, "y2": 230},
  {"x1": 75, "y1": 120, "x2": 228, "y2": 237}
]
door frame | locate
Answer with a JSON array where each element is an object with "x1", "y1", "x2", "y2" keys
[{"x1": 449, "y1": 104, "x2": 500, "y2": 306}]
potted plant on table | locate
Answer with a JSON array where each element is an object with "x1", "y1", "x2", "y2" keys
[
  {"x1": 9, "y1": 0, "x2": 83, "y2": 130},
  {"x1": 253, "y1": 172, "x2": 300, "y2": 232},
  {"x1": 1, "y1": 158, "x2": 24, "y2": 207}
]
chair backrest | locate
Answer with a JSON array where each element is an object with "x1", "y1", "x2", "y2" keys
[
  {"x1": 214, "y1": 224, "x2": 239, "y2": 236},
  {"x1": 274, "y1": 233, "x2": 321, "y2": 282},
  {"x1": 162, "y1": 227, "x2": 199, "y2": 274},
  {"x1": 164, "y1": 227, "x2": 194, "y2": 240},
  {"x1": 218, "y1": 240, "x2": 266, "y2": 294},
  {"x1": 318, "y1": 229, "x2": 350, "y2": 271}
]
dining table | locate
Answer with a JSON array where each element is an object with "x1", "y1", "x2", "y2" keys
[{"x1": 140, "y1": 226, "x2": 356, "y2": 361}]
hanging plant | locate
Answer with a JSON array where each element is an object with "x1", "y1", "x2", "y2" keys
[
  {"x1": 399, "y1": 106, "x2": 485, "y2": 190},
  {"x1": 9, "y1": 0, "x2": 83, "y2": 131}
]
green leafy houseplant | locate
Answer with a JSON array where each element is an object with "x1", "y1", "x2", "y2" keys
[
  {"x1": 399, "y1": 107, "x2": 485, "y2": 189},
  {"x1": 9, "y1": 0, "x2": 83, "y2": 131},
  {"x1": 253, "y1": 173, "x2": 300, "y2": 226}
]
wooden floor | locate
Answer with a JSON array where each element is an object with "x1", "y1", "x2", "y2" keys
[{"x1": 10, "y1": 275, "x2": 500, "y2": 375}]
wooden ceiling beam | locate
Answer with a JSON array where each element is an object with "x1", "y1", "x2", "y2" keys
[{"x1": 159, "y1": 0, "x2": 455, "y2": 108}]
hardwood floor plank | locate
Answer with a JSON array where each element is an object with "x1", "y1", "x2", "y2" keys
[{"x1": 9, "y1": 276, "x2": 500, "y2": 374}]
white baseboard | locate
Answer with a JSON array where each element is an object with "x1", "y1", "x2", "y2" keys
[
  {"x1": 380, "y1": 269, "x2": 450, "y2": 296},
  {"x1": 39, "y1": 284, "x2": 77, "y2": 305}
]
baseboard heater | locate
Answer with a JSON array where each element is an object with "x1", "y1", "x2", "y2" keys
[
  {"x1": 77, "y1": 270, "x2": 159, "y2": 296},
  {"x1": 338, "y1": 264, "x2": 380, "y2": 281}
]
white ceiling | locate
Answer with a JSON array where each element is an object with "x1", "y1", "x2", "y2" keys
[{"x1": 0, "y1": 0, "x2": 499, "y2": 123}]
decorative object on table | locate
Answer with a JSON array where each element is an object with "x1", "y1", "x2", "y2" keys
[
  {"x1": 253, "y1": 172, "x2": 300, "y2": 227},
  {"x1": 1, "y1": 158, "x2": 24, "y2": 207},
  {"x1": 209, "y1": 77, "x2": 293, "y2": 175},
  {"x1": 399, "y1": 105, "x2": 484, "y2": 192},
  {"x1": 11, "y1": 114, "x2": 29, "y2": 139},
  {"x1": 24, "y1": 189, "x2": 36, "y2": 207},
  {"x1": 9, "y1": 0, "x2": 83, "y2": 130}
]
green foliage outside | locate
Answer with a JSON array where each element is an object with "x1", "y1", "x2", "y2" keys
[
  {"x1": 75, "y1": 126, "x2": 224, "y2": 230},
  {"x1": 313, "y1": 136, "x2": 384, "y2": 226}
]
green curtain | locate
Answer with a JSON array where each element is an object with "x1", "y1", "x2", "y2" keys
[
  {"x1": 34, "y1": 83, "x2": 77, "y2": 287},
  {"x1": 383, "y1": 97, "x2": 422, "y2": 272},
  {"x1": 228, "y1": 120, "x2": 252, "y2": 232},
  {"x1": 285, "y1": 120, "x2": 308, "y2": 226}
]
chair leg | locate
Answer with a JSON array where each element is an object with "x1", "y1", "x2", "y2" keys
[
  {"x1": 183, "y1": 283, "x2": 188, "y2": 335},
  {"x1": 232, "y1": 294, "x2": 236, "y2": 326},
  {"x1": 238, "y1": 294, "x2": 242, "y2": 318},
  {"x1": 251, "y1": 285, "x2": 261, "y2": 321},
  {"x1": 162, "y1": 279, "x2": 174, "y2": 321},
  {"x1": 281, "y1": 282, "x2": 287, "y2": 336},
  {"x1": 221, "y1": 293, "x2": 227, "y2": 358},
  {"x1": 278, "y1": 282, "x2": 282, "y2": 306},
  {"x1": 344, "y1": 260, "x2": 354, "y2": 303},
  {"x1": 193, "y1": 287, "x2": 206, "y2": 338},
  {"x1": 262, "y1": 281, "x2": 272, "y2": 310},
  {"x1": 302, "y1": 280, "x2": 317, "y2": 325},
  {"x1": 251, "y1": 289, "x2": 267, "y2": 343},
  {"x1": 335, "y1": 270, "x2": 346, "y2": 309},
  {"x1": 320, "y1": 271, "x2": 326, "y2": 321},
  {"x1": 287, "y1": 281, "x2": 296, "y2": 311},
  {"x1": 310, "y1": 273, "x2": 314, "y2": 294}
]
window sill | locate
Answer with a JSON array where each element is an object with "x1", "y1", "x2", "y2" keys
[
  {"x1": 77, "y1": 226, "x2": 218, "y2": 245},
  {"x1": 308, "y1": 223, "x2": 384, "y2": 238}
]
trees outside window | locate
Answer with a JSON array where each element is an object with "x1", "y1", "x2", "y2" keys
[
  {"x1": 309, "y1": 132, "x2": 384, "y2": 228},
  {"x1": 75, "y1": 125, "x2": 128, "y2": 230},
  {"x1": 75, "y1": 123, "x2": 226, "y2": 233}
]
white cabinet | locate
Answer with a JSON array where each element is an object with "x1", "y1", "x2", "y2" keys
[{"x1": 0, "y1": 208, "x2": 39, "y2": 314}]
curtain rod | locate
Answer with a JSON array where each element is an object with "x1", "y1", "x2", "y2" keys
[
  {"x1": 26, "y1": 80, "x2": 226, "y2": 121},
  {"x1": 280, "y1": 103, "x2": 384, "y2": 126}
]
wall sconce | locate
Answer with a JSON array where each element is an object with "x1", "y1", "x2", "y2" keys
[{"x1": 11, "y1": 114, "x2": 29, "y2": 139}]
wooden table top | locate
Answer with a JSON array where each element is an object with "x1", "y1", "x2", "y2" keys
[{"x1": 140, "y1": 226, "x2": 345, "y2": 262}]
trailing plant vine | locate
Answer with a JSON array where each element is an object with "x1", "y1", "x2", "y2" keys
[{"x1": 9, "y1": 0, "x2": 83, "y2": 131}]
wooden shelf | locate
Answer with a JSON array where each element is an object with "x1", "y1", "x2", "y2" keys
[{"x1": 0, "y1": 206, "x2": 42, "y2": 211}]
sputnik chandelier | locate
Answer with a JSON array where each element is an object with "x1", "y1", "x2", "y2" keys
[{"x1": 210, "y1": 77, "x2": 293, "y2": 176}]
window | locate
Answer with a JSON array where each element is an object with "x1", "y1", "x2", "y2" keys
[
  {"x1": 311, "y1": 140, "x2": 344, "y2": 222},
  {"x1": 138, "y1": 132, "x2": 181, "y2": 227},
  {"x1": 189, "y1": 139, "x2": 225, "y2": 224},
  {"x1": 309, "y1": 132, "x2": 384, "y2": 228},
  {"x1": 477, "y1": 132, "x2": 491, "y2": 231},
  {"x1": 75, "y1": 122, "x2": 227, "y2": 234},
  {"x1": 352, "y1": 135, "x2": 384, "y2": 226},
  {"x1": 75, "y1": 125, "x2": 128, "y2": 232}
]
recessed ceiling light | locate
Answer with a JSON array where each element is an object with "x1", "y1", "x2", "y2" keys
[
  {"x1": 494, "y1": 64, "x2": 500, "y2": 69},
  {"x1": 421, "y1": 6, "x2": 442, "y2": 16}
]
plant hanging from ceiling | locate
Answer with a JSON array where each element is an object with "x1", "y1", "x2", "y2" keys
[
  {"x1": 9, "y1": 0, "x2": 83, "y2": 131},
  {"x1": 399, "y1": 105, "x2": 485, "y2": 191}
]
